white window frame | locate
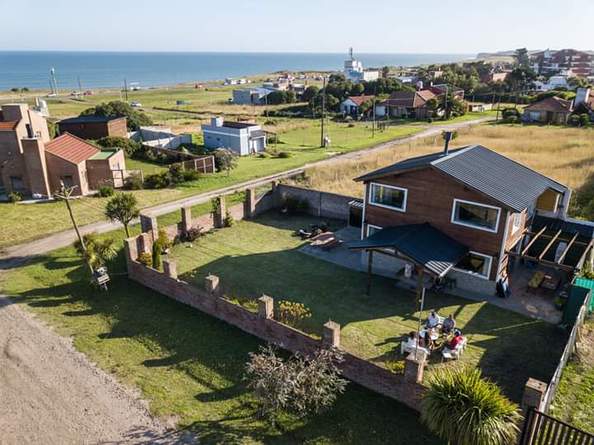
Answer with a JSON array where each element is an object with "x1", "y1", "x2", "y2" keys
[
  {"x1": 453, "y1": 251, "x2": 493, "y2": 280},
  {"x1": 450, "y1": 198, "x2": 501, "y2": 234},
  {"x1": 366, "y1": 224, "x2": 382, "y2": 237},
  {"x1": 368, "y1": 182, "x2": 408, "y2": 212},
  {"x1": 511, "y1": 212, "x2": 523, "y2": 235}
]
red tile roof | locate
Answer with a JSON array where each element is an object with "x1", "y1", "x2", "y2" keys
[
  {"x1": 346, "y1": 95, "x2": 375, "y2": 106},
  {"x1": 0, "y1": 121, "x2": 19, "y2": 131},
  {"x1": 45, "y1": 133, "x2": 100, "y2": 164},
  {"x1": 524, "y1": 96, "x2": 573, "y2": 113}
]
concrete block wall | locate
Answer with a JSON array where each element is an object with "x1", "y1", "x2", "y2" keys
[
  {"x1": 276, "y1": 184, "x2": 354, "y2": 221},
  {"x1": 124, "y1": 236, "x2": 426, "y2": 411}
]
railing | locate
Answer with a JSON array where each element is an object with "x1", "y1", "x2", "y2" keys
[
  {"x1": 541, "y1": 290, "x2": 591, "y2": 412},
  {"x1": 520, "y1": 409, "x2": 594, "y2": 445}
]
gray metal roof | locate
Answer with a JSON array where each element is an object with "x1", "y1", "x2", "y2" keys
[
  {"x1": 59, "y1": 115, "x2": 124, "y2": 124},
  {"x1": 347, "y1": 223, "x2": 469, "y2": 277},
  {"x1": 355, "y1": 145, "x2": 568, "y2": 212}
]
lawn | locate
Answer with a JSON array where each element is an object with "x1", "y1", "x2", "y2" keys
[
  {"x1": 550, "y1": 316, "x2": 594, "y2": 434},
  {"x1": 0, "y1": 230, "x2": 440, "y2": 445},
  {"x1": 169, "y1": 212, "x2": 567, "y2": 402}
]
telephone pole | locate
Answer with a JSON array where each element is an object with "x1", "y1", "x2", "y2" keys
[{"x1": 320, "y1": 75, "x2": 326, "y2": 147}]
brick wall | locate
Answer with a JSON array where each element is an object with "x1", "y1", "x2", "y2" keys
[
  {"x1": 124, "y1": 235, "x2": 426, "y2": 411},
  {"x1": 276, "y1": 184, "x2": 354, "y2": 221}
]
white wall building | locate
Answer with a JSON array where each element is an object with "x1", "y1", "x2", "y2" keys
[
  {"x1": 201, "y1": 117, "x2": 266, "y2": 156},
  {"x1": 343, "y1": 48, "x2": 379, "y2": 83}
]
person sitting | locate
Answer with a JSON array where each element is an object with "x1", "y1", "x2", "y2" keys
[
  {"x1": 426, "y1": 310, "x2": 441, "y2": 329},
  {"x1": 443, "y1": 331, "x2": 465, "y2": 355},
  {"x1": 401, "y1": 332, "x2": 429, "y2": 355},
  {"x1": 442, "y1": 314, "x2": 456, "y2": 334}
]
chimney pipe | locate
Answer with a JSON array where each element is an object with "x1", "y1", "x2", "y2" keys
[{"x1": 443, "y1": 131, "x2": 453, "y2": 155}]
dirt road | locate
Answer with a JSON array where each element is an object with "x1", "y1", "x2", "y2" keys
[{"x1": 0, "y1": 296, "x2": 191, "y2": 444}]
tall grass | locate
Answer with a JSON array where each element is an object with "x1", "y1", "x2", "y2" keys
[{"x1": 297, "y1": 124, "x2": 594, "y2": 217}]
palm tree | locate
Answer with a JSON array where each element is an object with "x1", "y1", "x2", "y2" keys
[
  {"x1": 421, "y1": 366, "x2": 522, "y2": 445},
  {"x1": 74, "y1": 233, "x2": 118, "y2": 270}
]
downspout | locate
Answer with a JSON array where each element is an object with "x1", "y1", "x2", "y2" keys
[
  {"x1": 360, "y1": 183, "x2": 367, "y2": 240},
  {"x1": 496, "y1": 210, "x2": 511, "y2": 284}
]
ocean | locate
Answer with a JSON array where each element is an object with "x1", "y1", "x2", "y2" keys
[{"x1": 0, "y1": 51, "x2": 474, "y2": 91}]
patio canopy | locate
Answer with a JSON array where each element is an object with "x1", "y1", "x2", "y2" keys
[{"x1": 348, "y1": 223, "x2": 469, "y2": 277}]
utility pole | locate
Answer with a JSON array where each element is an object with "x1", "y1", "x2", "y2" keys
[
  {"x1": 123, "y1": 78, "x2": 129, "y2": 102},
  {"x1": 55, "y1": 183, "x2": 93, "y2": 273},
  {"x1": 320, "y1": 75, "x2": 326, "y2": 147},
  {"x1": 372, "y1": 83, "x2": 377, "y2": 138},
  {"x1": 444, "y1": 85, "x2": 449, "y2": 120},
  {"x1": 77, "y1": 76, "x2": 83, "y2": 95}
]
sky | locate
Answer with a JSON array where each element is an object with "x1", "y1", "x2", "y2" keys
[{"x1": 1, "y1": 0, "x2": 593, "y2": 54}]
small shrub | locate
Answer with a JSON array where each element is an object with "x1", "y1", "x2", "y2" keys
[
  {"x1": 267, "y1": 133, "x2": 280, "y2": 144},
  {"x1": 505, "y1": 116, "x2": 520, "y2": 124},
  {"x1": 8, "y1": 191, "x2": 22, "y2": 203},
  {"x1": 182, "y1": 170, "x2": 201, "y2": 182},
  {"x1": 98, "y1": 186, "x2": 114, "y2": 197},
  {"x1": 277, "y1": 151, "x2": 292, "y2": 158},
  {"x1": 385, "y1": 360, "x2": 406, "y2": 375},
  {"x1": 156, "y1": 229, "x2": 172, "y2": 252},
  {"x1": 144, "y1": 172, "x2": 170, "y2": 189},
  {"x1": 568, "y1": 114, "x2": 581, "y2": 127},
  {"x1": 182, "y1": 226, "x2": 202, "y2": 242},
  {"x1": 264, "y1": 119, "x2": 277, "y2": 126},
  {"x1": 257, "y1": 152, "x2": 270, "y2": 158},
  {"x1": 276, "y1": 300, "x2": 312, "y2": 328},
  {"x1": 579, "y1": 113, "x2": 591, "y2": 127},
  {"x1": 137, "y1": 252, "x2": 153, "y2": 267},
  {"x1": 152, "y1": 241, "x2": 162, "y2": 270},
  {"x1": 168, "y1": 164, "x2": 185, "y2": 184},
  {"x1": 347, "y1": 123, "x2": 355, "y2": 128},
  {"x1": 124, "y1": 172, "x2": 144, "y2": 190},
  {"x1": 223, "y1": 210, "x2": 235, "y2": 227}
]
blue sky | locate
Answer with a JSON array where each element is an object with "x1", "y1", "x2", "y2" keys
[{"x1": 2, "y1": 0, "x2": 592, "y2": 53}]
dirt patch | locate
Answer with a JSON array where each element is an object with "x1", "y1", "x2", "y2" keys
[{"x1": 0, "y1": 296, "x2": 194, "y2": 444}]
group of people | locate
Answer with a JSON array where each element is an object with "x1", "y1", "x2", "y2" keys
[{"x1": 401, "y1": 311, "x2": 466, "y2": 358}]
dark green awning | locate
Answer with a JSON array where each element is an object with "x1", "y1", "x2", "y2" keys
[{"x1": 348, "y1": 223, "x2": 469, "y2": 277}]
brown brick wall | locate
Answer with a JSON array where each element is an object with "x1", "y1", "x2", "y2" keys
[{"x1": 125, "y1": 236, "x2": 426, "y2": 411}]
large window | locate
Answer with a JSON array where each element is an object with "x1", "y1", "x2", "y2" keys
[
  {"x1": 369, "y1": 182, "x2": 407, "y2": 212},
  {"x1": 454, "y1": 251, "x2": 493, "y2": 279},
  {"x1": 451, "y1": 199, "x2": 501, "y2": 233}
]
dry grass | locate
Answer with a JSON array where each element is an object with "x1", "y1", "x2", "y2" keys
[{"x1": 298, "y1": 124, "x2": 594, "y2": 217}]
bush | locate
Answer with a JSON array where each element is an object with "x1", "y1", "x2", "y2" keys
[
  {"x1": 137, "y1": 252, "x2": 153, "y2": 267},
  {"x1": 156, "y1": 229, "x2": 172, "y2": 252},
  {"x1": 223, "y1": 210, "x2": 235, "y2": 227},
  {"x1": 579, "y1": 113, "x2": 591, "y2": 127},
  {"x1": 152, "y1": 241, "x2": 162, "y2": 270},
  {"x1": 168, "y1": 164, "x2": 185, "y2": 184},
  {"x1": 144, "y1": 172, "x2": 170, "y2": 189},
  {"x1": 276, "y1": 301, "x2": 312, "y2": 328},
  {"x1": 124, "y1": 172, "x2": 144, "y2": 190},
  {"x1": 182, "y1": 226, "x2": 202, "y2": 242},
  {"x1": 96, "y1": 136, "x2": 141, "y2": 157},
  {"x1": 182, "y1": 170, "x2": 201, "y2": 182},
  {"x1": 505, "y1": 116, "x2": 520, "y2": 124},
  {"x1": 501, "y1": 107, "x2": 521, "y2": 120},
  {"x1": 385, "y1": 360, "x2": 405, "y2": 374},
  {"x1": 8, "y1": 191, "x2": 22, "y2": 203},
  {"x1": 98, "y1": 186, "x2": 114, "y2": 197},
  {"x1": 277, "y1": 151, "x2": 292, "y2": 158}
]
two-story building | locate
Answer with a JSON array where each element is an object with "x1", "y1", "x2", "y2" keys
[
  {"x1": 349, "y1": 142, "x2": 590, "y2": 297},
  {"x1": 201, "y1": 117, "x2": 266, "y2": 156}
]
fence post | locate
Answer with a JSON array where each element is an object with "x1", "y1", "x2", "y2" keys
[
  {"x1": 521, "y1": 378, "x2": 547, "y2": 414},
  {"x1": 322, "y1": 321, "x2": 341, "y2": 348},
  {"x1": 181, "y1": 206, "x2": 192, "y2": 235},
  {"x1": 404, "y1": 352, "x2": 426, "y2": 384},
  {"x1": 205, "y1": 274, "x2": 220, "y2": 297},
  {"x1": 139, "y1": 232, "x2": 153, "y2": 254},
  {"x1": 258, "y1": 295, "x2": 274, "y2": 319},
  {"x1": 139, "y1": 213, "x2": 158, "y2": 237},
  {"x1": 213, "y1": 196, "x2": 226, "y2": 228},
  {"x1": 244, "y1": 188, "x2": 257, "y2": 219},
  {"x1": 162, "y1": 259, "x2": 177, "y2": 280}
]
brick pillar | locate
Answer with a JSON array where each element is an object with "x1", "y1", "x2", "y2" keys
[
  {"x1": 181, "y1": 206, "x2": 192, "y2": 234},
  {"x1": 139, "y1": 232, "x2": 153, "y2": 254},
  {"x1": 124, "y1": 237, "x2": 138, "y2": 268},
  {"x1": 139, "y1": 213, "x2": 158, "y2": 236},
  {"x1": 163, "y1": 260, "x2": 177, "y2": 279},
  {"x1": 213, "y1": 196, "x2": 226, "y2": 228},
  {"x1": 258, "y1": 295, "x2": 274, "y2": 319},
  {"x1": 404, "y1": 353, "x2": 426, "y2": 384},
  {"x1": 322, "y1": 321, "x2": 341, "y2": 348},
  {"x1": 522, "y1": 378, "x2": 547, "y2": 413},
  {"x1": 244, "y1": 188, "x2": 257, "y2": 219},
  {"x1": 204, "y1": 274, "x2": 220, "y2": 296}
]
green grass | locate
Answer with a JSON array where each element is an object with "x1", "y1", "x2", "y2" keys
[
  {"x1": 550, "y1": 317, "x2": 594, "y2": 434},
  {"x1": 169, "y1": 212, "x2": 566, "y2": 402},
  {"x1": 0, "y1": 229, "x2": 440, "y2": 445}
]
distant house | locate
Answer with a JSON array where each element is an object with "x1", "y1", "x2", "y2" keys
[
  {"x1": 480, "y1": 72, "x2": 509, "y2": 83},
  {"x1": 232, "y1": 88, "x2": 273, "y2": 105},
  {"x1": 201, "y1": 117, "x2": 266, "y2": 156},
  {"x1": 343, "y1": 49, "x2": 380, "y2": 83},
  {"x1": 340, "y1": 95, "x2": 375, "y2": 116},
  {"x1": 467, "y1": 102, "x2": 493, "y2": 112},
  {"x1": 573, "y1": 87, "x2": 594, "y2": 119},
  {"x1": 375, "y1": 90, "x2": 436, "y2": 119},
  {"x1": 57, "y1": 115, "x2": 128, "y2": 140},
  {"x1": 429, "y1": 84, "x2": 465, "y2": 99},
  {"x1": 522, "y1": 96, "x2": 573, "y2": 124},
  {"x1": 129, "y1": 126, "x2": 192, "y2": 150}
]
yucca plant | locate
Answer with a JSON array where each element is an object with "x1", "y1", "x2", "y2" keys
[
  {"x1": 421, "y1": 366, "x2": 522, "y2": 445},
  {"x1": 74, "y1": 232, "x2": 118, "y2": 270}
]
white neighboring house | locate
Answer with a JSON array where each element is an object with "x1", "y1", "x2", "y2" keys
[
  {"x1": 533, "y1": 75, "x2": 570, "y2": 91},
  {"x1": 201, "y1": 117, "x2": 266, "y2": 156},
  {"x1": 340, "y1": 95, "x2": 375, "y2": 116},
  {"x1": 344, "y1": 48, "x2": 379, "y2": 83},
  {"x1": 232, "y1": 87, "x2": 273, "y2": 105},
  {"x1": 129, "y1": 126, "x2": 192, "y2": 150}
]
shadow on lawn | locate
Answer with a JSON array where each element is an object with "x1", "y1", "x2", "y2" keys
[{"x1": 8, "y1": 253, "x2": 440, "y2": 445}]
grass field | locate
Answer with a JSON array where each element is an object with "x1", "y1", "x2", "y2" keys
[
  {"x1": 297, "y1": 124, "x2": 594, "y2": 219},
  {"x1": 0, "y1": 231, "x2": 440, "y2": 445},
  {"x1": 168, "y1": 212, "x2": 566, "y2": 403},
  {"x1": 550, "y1": 317, "x2": 594, "y2": 434}
]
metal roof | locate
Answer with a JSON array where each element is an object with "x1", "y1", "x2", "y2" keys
[
  {"x1": 355, "y1": 145, "x2": 568, "y2": 212},
  {"x1": 59, "y1": 115, "x2": 125, "y2": 124},
  {"x1": 347, "y1": 223, "x2": 468, "y2": 277}
]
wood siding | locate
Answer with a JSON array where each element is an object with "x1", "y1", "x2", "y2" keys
[{"x1": 363, "y1": 167, "x2": 524, "y2": 280}]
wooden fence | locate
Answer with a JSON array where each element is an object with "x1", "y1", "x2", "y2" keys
[{"x1": 520, "y1": 409, "x2": 594, "y2": 445}]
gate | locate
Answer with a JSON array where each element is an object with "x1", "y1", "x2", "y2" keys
[{"x1": 520, "y1": 409, "x2": 594, "y2": 445}]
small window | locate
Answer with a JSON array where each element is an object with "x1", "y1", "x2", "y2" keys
[
  {"x1": 455, "y1": 251, "x2": 492, "y2": 279},
  {"x1": 60, "y1": 175, "x2": 74, "y2": 188},
  {"x1": 369, "y1": 182, "x2": 407, "y2": 212},
  {"x1": 366, "y1": 224, "x2": 382, "y2": 237},
  {"x1": 451, "y1": 199, "x2": 500, "y2": 233}
]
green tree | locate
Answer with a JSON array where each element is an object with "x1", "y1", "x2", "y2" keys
[
  {"x1": 349, "y1": 83, "x2": 365, "y2": 96},
  {"x1": 81, "y1": 100, "x2": 152, "y2": 130},
  {"x1": 213, "y1": 148, "x2": 238, "y2": 176},
  {"x1": 104, "y1": 193, "x2": 140, "y2": 237},
  {"x1": 302, "y1": 85, "x2": 319, "y2": 102},
  {"x1": 514, "y1": 48, "x2": 530, "y2": 68},
  {"x1": 381, "y1": 66, "x2": 390, "y2": 78},
  {"x1": 421, "y1": 367, "x2": 521, "y2": 445},
  {"x1": 74, "y1": 232, "x2": 118, "y2": 270},
  {"x1": 96, "y1": 136, "x2": 142, "y2": 157}
]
